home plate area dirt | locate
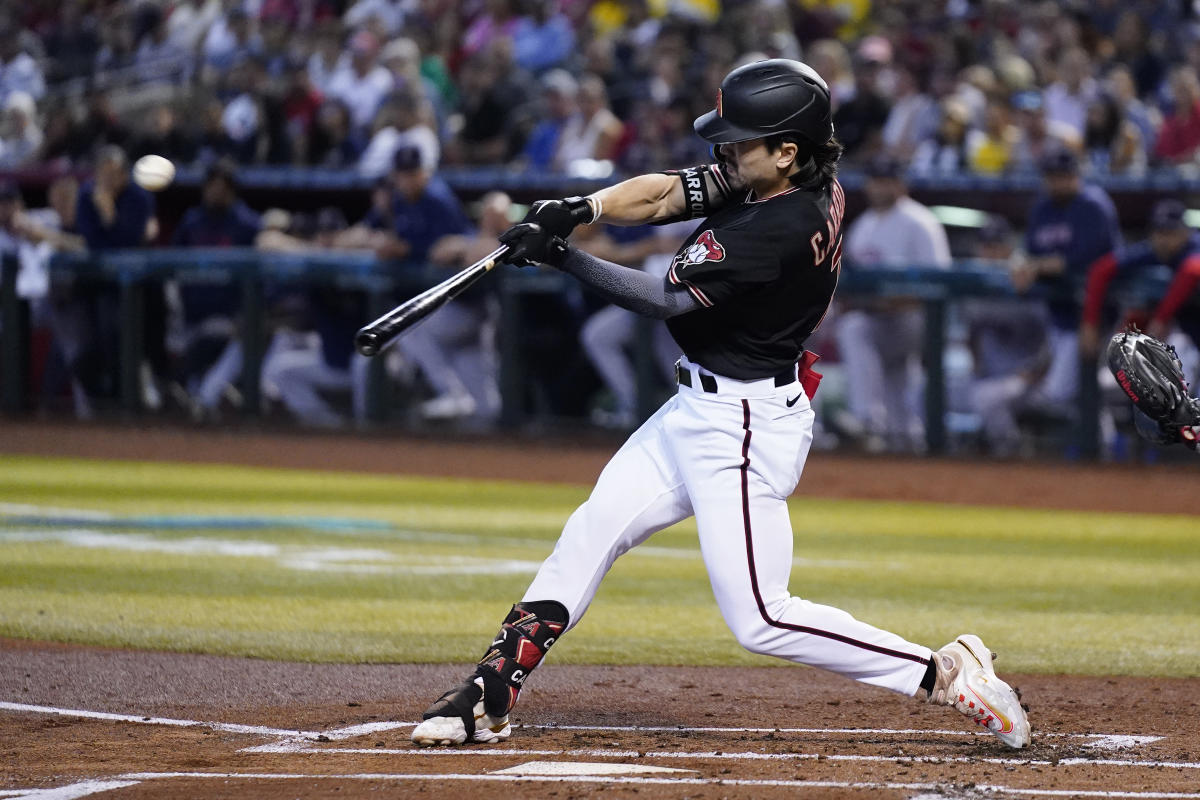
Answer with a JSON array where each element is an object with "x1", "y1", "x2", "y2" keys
[{"x1": 2, "y1": 641, "x2": 1199, "y2": 799}]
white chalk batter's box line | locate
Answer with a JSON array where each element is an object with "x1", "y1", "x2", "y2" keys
[
  {"x1": 3, "y1": 702, "x2": 1198, "y2": 800},
  {"x1": 7, "y1": 772, "x2": 1200, "y2": 800}
]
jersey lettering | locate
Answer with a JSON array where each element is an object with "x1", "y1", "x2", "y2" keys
[{"x1": 810, "y1": 180, "x2": 846, "y2": 273}]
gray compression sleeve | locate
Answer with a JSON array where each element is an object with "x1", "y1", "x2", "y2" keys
[{"x1": 558, "y1": 247, "x2": 701, "y2": 319}]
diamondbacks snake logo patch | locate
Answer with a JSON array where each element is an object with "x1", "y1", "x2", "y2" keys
[{"x1": 676, "y1": 230, "x2": 726, "y2": 270}]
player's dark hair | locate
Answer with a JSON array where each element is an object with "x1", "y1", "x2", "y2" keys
[{"x1": 764, "y1": 133, "x2": 844, "y2": 190}]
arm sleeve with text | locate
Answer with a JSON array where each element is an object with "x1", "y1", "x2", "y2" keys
[{"x1": 665, "y1": 226, "x2": 781, "y2": 308}]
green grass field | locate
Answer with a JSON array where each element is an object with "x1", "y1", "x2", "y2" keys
[{"x1": 1, "y1": 455, "x2": 1197, "y2": 677}]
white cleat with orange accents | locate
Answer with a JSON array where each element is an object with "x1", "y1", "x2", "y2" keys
[{"x1": 929, "y1": 634, "x2": 1031, "y2": 748}]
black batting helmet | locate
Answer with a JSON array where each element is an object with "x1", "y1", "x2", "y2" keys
[{"x1": 694, "y1": 59, "x2": 833, "y2": 146}]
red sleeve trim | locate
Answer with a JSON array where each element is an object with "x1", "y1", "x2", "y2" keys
[
  {"x1": 1082, "y1": 252, "x2": 1119, "y2": 325},
  {"x1": 668, "y1": 259, "x2": 714, "y2": 307},
  {"x1": 1152, "y1": 255, "x2": 1200, "y2": 324}
]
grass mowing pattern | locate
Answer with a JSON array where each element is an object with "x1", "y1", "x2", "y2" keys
[{"x1": 1, "y1": 456, "x2": 1197, "y2": 676}]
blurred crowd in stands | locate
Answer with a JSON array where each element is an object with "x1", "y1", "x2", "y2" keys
[
  {"x1": 4, "y1": 0, "x2": 1200, "y2": 461},
  {"x1": 3, "y1": 0, "x2": 1200, "y2": 175}
]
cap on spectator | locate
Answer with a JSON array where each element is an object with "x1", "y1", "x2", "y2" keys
[
  {"x1": 1011, "y1": 90, "x2": 1043, "y2": 112},
  {"x1": 864, "y1": 153, "x2": 905, "y2": 179},
  {"x1": 349, "y1": 30, "x2": 380, "y2": 55},
  {"x1": 1150, "y1": 199, "x2": 1189, "y2": 231},
  {"x1": 1039, "y1": 147, "x2": 1078, "y2": 175},
  {"x1": 0, "y1": 179, "x2": 19, "y2": 200},
  {"x1": 392, "y1": 145, "x2": 423, "y2": 172},
  {"x1": 978, "y1": 214, "x2": 1012, "y2": 243}
]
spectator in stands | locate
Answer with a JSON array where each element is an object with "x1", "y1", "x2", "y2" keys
[
  {"x1": 305, "y1": 99, "x2": 364, "y2": 167},
  {"x1": 834, "y1": 154, "x2": 952, "y2": 452},
  {"x1": 380, "y1": 36, "x2": 444, "y2": 124},
  {"x1": 402, "y1": 191, "x2": 514, "y2": 422},
  {"x1": 446, "y1": 39, "x2": 530, "y2": 165},
  {"x1": 0, "y1": 18, "x2": 46, "y2": 104},
  {"x1": 326, "y1": 30, "x2": 394, "y2": 134},
  {"x1": 306, "y1": 21, "x2": 346, "y2": 95},
  {"x1": 910, "y1": 97, "x2": 971, "y2": 175},
  {"x1": 461, "y1": 0, "x2": 524, "y2": 59},
  {"x1": 553, "y1": 74, "x2": 624, "y2": 170},
  {"x1": 521, "y1": 69, "x2": 579, "y2": 170},
  {"x1": 513, "y1": 0, "x2": 575, "y2": 73},
  {"x1": 171, "y1": 159, "x2": 262, "y2": 419},
  {"x1": 1154, "y1": 66, "x2": 1200, "y2": 165},
  {"x1": 1104, "y1": 65, "x2": 1158, "y2": 158},
  {"x1": 1108, "y1": 10, "x2": 1166, "y2": 98},
  {"x1": 1010, "y1": 147, "x2": 1121, "y2": 417},
  {"x1": 40, "y1": 3, "x2": 99, "y2": 83},
  {"x1": 966, "y1": 97, "x2": 1019, "y2": 175},
  {"x1": 94, "y1": 10, "x2": 138, "y2": 85},
  {"x1": 167, "y1": 0, "x2": 222, "y2": 54},
  {"x1": 1008, "y1": 90, "x2": 1081, "y2": 173},
  {"x1": 221, "y1": 56, "x2": 270, "y2": 163},
  {"x1": 881, "y1": 63, "x2": 935, "y2": 160},
  {"x1": 196, "y1": 96, "x2": 240, "y2": 164},
  {"x1": 130, "y1": 105, "x2": 199, "y2": 165},
  {"x1": 258, "y1": 10, "x2": 297, "y2": 78},
  {"x1": 0, "y1": 91, "x2": 42, "y2": 168},
  {"x1": 345, "y1": 0, "x2": 408, "y2": 36},
  {"x1": 202, "y1": 6, "x2": 262, "y2": 79},
  {"x1": 358, "y1": 85, "x2": 439, "y2": 178},
  {"x1": 133, "y1": 5, "x2": 192, "y2": 86},
  {"x1": 1083, "y1": 94, "x2": 1146, "y2": 175},
  {"x1": 1044, "y1": 47, "x2": 1098, "y2": 139},
  {"x1": 1080, "y1": 199, "x2": 1200, "y2": 358},
  {"x1": 963, "y1": 216, "x2": 1052, "y2": 458}
]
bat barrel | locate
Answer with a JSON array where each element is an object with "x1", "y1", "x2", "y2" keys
[{"x1": 354, "y1": 246, "x2": 506, "y2": 357}]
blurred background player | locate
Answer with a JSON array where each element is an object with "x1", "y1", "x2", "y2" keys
[
  {"x1": 407, "y1": 190, "x2": 512, "y2": 423},
  {"x1": 962, "y1": 215, "x2": 1052, "y2": 457},
  {"x1": 1010, "y1": 148, "x2": 1121, "y2": 423},
  {"x1": 169, "y1": 158, "x2": 261, "y2": 420},
  {"x1": 834, "y1": 153, "x2": 951, "y2": 452}
]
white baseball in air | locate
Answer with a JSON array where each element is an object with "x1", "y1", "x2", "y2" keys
[{"x1": 132, "y1": 154, "x2": 176, "y2": 192}]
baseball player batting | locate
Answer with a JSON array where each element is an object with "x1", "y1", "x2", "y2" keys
[{"x1": 410, "y1": 59, "x2": 1031, "y2": 750}]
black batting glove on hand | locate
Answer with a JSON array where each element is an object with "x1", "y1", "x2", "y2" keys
[
  {"x1": 524, "y1": 197, "x2": 595, "y2": 239},
  {"x1": 499, "y1": 223, "x2": 570, "y2": 268}
]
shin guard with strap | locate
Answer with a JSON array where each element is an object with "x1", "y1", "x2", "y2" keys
[{"x1": 475, "y1": 600, "x2": 568, "y2": 718}]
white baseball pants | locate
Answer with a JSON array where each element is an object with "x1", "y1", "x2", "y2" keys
[{"x1": 523, "y1": 356, "x2": 932, "y2": 695}]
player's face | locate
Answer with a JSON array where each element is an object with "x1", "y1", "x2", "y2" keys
[{"x1": 715, "y1": 139, "x2": 781, "y2": 193}]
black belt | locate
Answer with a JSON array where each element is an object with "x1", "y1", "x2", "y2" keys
[{"x1": 676, "y1": 362, "x2": 796, "y2": 394}]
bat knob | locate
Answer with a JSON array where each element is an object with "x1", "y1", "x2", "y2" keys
[{"x1": 355, "y1": 328, "x2": 381, "y2": 357}]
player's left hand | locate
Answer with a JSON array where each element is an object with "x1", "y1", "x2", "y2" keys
[
  {"x1": 524, "y1": 197, "x2": 595, "y2": 239},
  {"x1": 499, "y1": 223, "x2": 569, "y2": 268}
]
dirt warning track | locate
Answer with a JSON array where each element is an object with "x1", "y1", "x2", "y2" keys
[{"x1": 3, "y1": 640, "x2": 1198, "y2": 799}]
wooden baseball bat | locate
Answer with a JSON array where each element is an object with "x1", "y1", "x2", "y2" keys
[{"x1": 355, "y1": 245, "x2": 508, "y2": 357}]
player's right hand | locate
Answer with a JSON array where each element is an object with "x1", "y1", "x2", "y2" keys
[{"x1": 499, "y1": 223, "x2": 568, "y2": 268}]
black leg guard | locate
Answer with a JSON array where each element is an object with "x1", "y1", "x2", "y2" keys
[
  {"x1": 474, "y1": 600, "x2": 568, "y2": 719},
  {"x1": 421, "y1": 677, "x2": 484, "y2": 741}
]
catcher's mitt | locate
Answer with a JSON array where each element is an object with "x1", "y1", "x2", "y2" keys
[{"x1": 1106, "y1": 328, "x2": 1200, "y2": 450}]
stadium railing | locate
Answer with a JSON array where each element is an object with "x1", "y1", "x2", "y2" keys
[{"x1": 0, "y1": 250, "x2": 1176, "y2": 459}]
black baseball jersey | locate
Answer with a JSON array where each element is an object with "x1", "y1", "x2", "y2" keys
[{"x1": 665, "y1": 177, "x2": 846, "y2": 379}]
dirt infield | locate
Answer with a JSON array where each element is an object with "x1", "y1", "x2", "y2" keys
[
  {"x1": 3, "y1": 638, "x2": 1199, "y2": 799},
  {"x1": 3, "y1": 422, "x2": 1200, "y2": 797},
  {"x1": 3, "y1": 420, "x2": 1200, "y2": 514}
]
